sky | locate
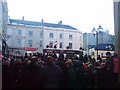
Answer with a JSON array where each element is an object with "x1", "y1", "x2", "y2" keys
[{"x1": 7, "y1": 0, "x2": 115, "y2": 34}]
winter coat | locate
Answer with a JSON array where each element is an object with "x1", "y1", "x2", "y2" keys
[
  {"x1": 67, "y1": 66, "x2": 76, "y2": 88},
  {"x1": 38, "y1": 64, "x2": 63, "y2": 88}
]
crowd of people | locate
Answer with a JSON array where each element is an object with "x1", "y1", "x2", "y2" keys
[{"x1": 2, "y1": 51, "x2": 120, "y2": 88}]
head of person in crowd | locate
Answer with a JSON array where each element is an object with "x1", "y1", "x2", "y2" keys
[
  {"x1": 65, "y1": 59, "x2": 73, "y2": 68},
  {"x1": 23, "y1": 58, "x2": 29, "y2": 64},
  {"x1": 59, "y1": 52, "x2": 64, "y2": 60},
  {"x1": 48, "y1": 52, "x2": 53, "y2": 56},
  {"x1": 37, "y1": 60, "x2": 45, "y2": 67},
  {"x1": 46, "y1": 56, "x2": 54, "y2": 65},
  {"x1": 7, "y1": 58, "x2": 11, "y2": 62},
  {"x1": 113, "y1": 52, "x2": 118, "y2": 57},
  {"x1": 77, "y1": 60, "x2": 84, "y2": 69},
  {"x1": 25, "y1": 52, "x2": 28, "y2": 56},
  {"x1": 26, "y1": 60, "x2": 31, "y2": 65},
  {"x1": 2, "y1": 57, "x2": 7, "y2": 62},
  {"x1": 106, "y1": 52, "x2": 111, "y2": 58},
  {"x1": 74, "y1": 55, "x2": 79, "y2": 61},
  {"x1": 97, "y1": 55, "x2": 101, "y2": 59},
  {"x1": 15, "y1": 58, "x2": 22, "y2": 65},
  {"x1": 31, "y1": 56, "x2": 38, "y2": 64},
  {"x1": 3, "y1": 59, "x2": 10, "y2": 66},
  {"x1": 79, "y1": 54, "x2": 83, "y2": 58}
]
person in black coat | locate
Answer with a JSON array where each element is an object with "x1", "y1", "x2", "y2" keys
[
  {"x1": 2, "y1": 60, "x2": 14, "y2": 89},
  {"x1": 36, "y1": 56, "x2": 63, "y2": 88},
  {"x1": 76, "y1": 61, "x2": 86, "y2": 88},
  {"x1": 83, "y1": 54, "x2": 88, "y2": 63},
  {"x1": 97, "y1": 52, "x2": 114, "y2": 88},
  {"x1": 12, "y1": 59, "x2": 23, "y2": 88},
  {"x1": 97, "y1": 55, "x2": 102, "y2": 63},
  {"x1": 21, "y1": 56, "x2": 40, "y2": 88},
  {"x1": 56, "y1": 60, "x2": 68, "y2": 88},
  {"x1": 58, "y1": 53, "x2": 64, "y2": 61},
  {"x1": 65, "y1": 59, "x2": 76, "y2": 88}
]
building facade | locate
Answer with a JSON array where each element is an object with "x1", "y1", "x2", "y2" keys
[
  {"x1": 0, "y1": 0, "x2": 8, "y2": 55},
  {"x1": 88, "y1": 44, "x2": 114, "y2": 59},
  {"x1": 7, "y1": 19, "x2": 83, "y2": 55},
  {"x1": 83, "y1": 29, "x2": 115, "y2": 56}
]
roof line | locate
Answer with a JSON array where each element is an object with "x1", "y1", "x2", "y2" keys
[{"x1": 9, "y1": 19, "x2": 78, "y2": 30}]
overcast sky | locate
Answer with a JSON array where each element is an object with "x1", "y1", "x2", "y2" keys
[{"x1": 7, "y1": 0, "x2": 114, "y2": 34}]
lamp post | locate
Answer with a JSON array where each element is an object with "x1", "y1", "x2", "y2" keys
[
  {"x1": 41, "y1": 19, "x2": 44, "y2": 53},
  {"x1": 91, "y1": 25, "x2": 103, "y2": 58}
]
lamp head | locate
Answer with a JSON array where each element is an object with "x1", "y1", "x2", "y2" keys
[{"x1": 97, "y1": 25, "x2": 103, "y2": 30}]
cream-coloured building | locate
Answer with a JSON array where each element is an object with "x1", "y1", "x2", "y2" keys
[{"x1": 7, "y1": 18, "x2": 83, "y2": 55}]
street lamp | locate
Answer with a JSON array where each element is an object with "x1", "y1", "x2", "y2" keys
[{"x1": 91, "y1": 25, "x2": 103, "y2": 58}]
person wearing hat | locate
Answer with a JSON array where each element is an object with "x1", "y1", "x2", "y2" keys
[{"x1": 102, "y1": 51, "x2": 114, "y2": 88}]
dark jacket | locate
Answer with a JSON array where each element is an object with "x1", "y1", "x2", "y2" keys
[
  {"x1": 76, "y1": 61, "x2": 86, "y2": 88},
  {"x1": 21, "y1": 63, "x2": 40, "y2": 88},
  {"x1": 67, "y1": 66, "x2": 76, "y2": 88},
  {"x1": 105, "y1": 57, "x2": 114, "y2": 71},
  {"x1": 37, "y1": 64, "x2": 63, "y2": 88},
  {"x1": 2, "y1": 64, "x2": 14, "y2": 88}
]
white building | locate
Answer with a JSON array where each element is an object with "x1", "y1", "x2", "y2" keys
[{"x1": 7, "y1": 18, "x2": 83, "y2": 55}]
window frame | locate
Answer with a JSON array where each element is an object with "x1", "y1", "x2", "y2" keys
[
  {"x1": 49, "y1": 33, "x2": 54, "y2": 38},
  {"x1": 28, "y1": 40, "x2": 33, "y2": 47},
  {"x1": 69, "y1": 43, "x2": 72, "y2": 49},
  {"x1": 17, "y1": 39, "x2": 21, "y2": 47},
  {"x1": 18, "y1": 29, "x2": 22, "y2": 35},
  {"x1": 60, "y1": 33, "x2": 63, "y2": 39},
  {"x1": 29, "y1": 31, "x2": 33, "y2": 37},
  {"x1": 69, "y1": 34, "x2": 73, "y2": 39}
]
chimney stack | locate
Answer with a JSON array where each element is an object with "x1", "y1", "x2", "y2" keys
[
  {"x1": 41, "y1": 19, "x2": 44, "y2": 23},
  {"x1": 58, "y1": 20, "x2": 62, "y2": 24},
  {"x1": 22, "y1": 16, "x2": 24, "y2": 20}
]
